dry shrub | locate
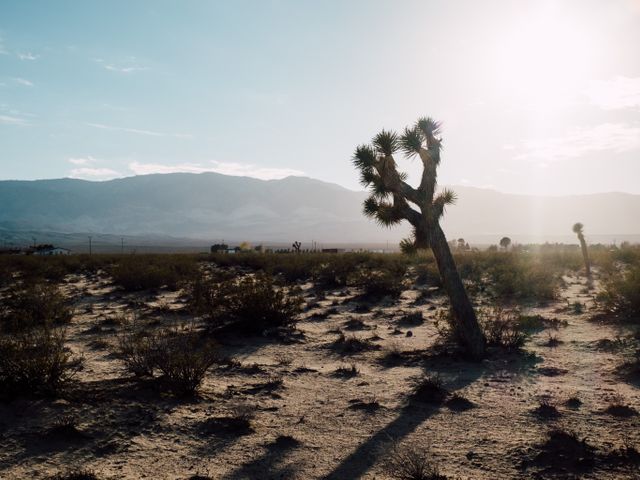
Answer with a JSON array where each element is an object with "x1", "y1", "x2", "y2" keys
[
  {"x1": 331, "y1": 333, "x2": 378, "y2": 355},
  {"x1": 410, "y1": 374, "x2": 448, "y2": 404},
  {"x1": 47, "y1": 470, "x2": 99, "y2": 480},
  {"x1": 435, "y1": 306, "x2": 528, "y2": 352},
  {"x1": 0, "y1": 281, "x2": 72, "y2": 333},
  {"x1": 188, "y1": 272, "x2": 304, "y2": 335},
  {"x1": 0, "y1": 328, "x2": 82, "y2": 399},
  {"x1": 154, "y1": 330, "x2": 218, "y2": 395},
  {"x1": 531, "y1": 428, "x2": 595, "y2": 472},
  {"x1": 118, "y1": 326, "x2": 217, "y2": 396},
  {"x1": 333, "y1": 363, "x2": 359, "y2": 378},
  {"x1": 110, "y1": 255, "x2": 197, "y2": 291},
  {"x1": 381, "y1": 441, "x2": 448, "y2": 480},
  {"x1": 352, "y1": 264, "x2": 407, "y2": 299},
  {"x1": 117, "y1": 330, "x2": 156, "y2": 377}
]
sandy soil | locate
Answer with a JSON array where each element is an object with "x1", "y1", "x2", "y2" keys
[{"x1": 0, "y1": 270, "x2": 638, "y2": 479}]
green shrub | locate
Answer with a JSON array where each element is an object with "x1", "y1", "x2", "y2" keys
[
  {"x1": 0, "y1": 328, "x2": 82, "y2": 399},
  {"x1": 414, "y1": 260, "x2": 441, "y2": 287},
  {"x1": 480, "y1": 307, "x2": 528, "y2": 350},
  {"x1": 599, "y1": 266, "x2": 640, "y2": 320},
  {"x1": 351, "y1": 263, "x2": 407, "y2": 298},
  {"x1": 189, "y1": 273, "x2": 304, "y2": 334},
  {"x1": 611, "y1": 244, "x2": 640, "y2": 266},
  {"x1": 355, "y1": 270, "x2": 404, "y2": 298},
  {"x1": 0, "y1": 281, "x2": 73, "y2": 332},
  {"x1": 435, "y1": 306, "x2": 529, "y2": 351},
  {"x1": 312, "y1": 255, "x2": 366, "y2": 287},
  {"x1": 485, "y1": 253, "x2": 558, "y2": 301}
]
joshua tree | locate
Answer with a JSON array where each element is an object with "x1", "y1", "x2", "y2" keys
[
  {"x1": 572, "y1": 223, "x2": 591, "y2": 278},
  {"x1": 352, "y1": 116, "x2": 485, "y2": 358},
  {"x1": 292, "y1": 241, "x2": 301, "y2": 253},
  {"x1": 499, "y1": 236, "x2": 511, "y2": 250}
]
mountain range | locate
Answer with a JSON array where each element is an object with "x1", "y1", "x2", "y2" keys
[{"x1": 1, "y1": 173, "x2": 639, "y2": 247}]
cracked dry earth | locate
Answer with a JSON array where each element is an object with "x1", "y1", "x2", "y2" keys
[{"x1": 0, "y1": 270, "x2": 638, "y2": 479}]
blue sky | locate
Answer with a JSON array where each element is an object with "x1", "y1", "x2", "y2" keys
[{"x1": 1, "y1": 0, "x2": 640, "y2": 195}]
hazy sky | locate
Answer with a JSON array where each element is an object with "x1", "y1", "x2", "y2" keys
[{"x1": 1, "y1": 0, "x2": 639, "y2": 195}]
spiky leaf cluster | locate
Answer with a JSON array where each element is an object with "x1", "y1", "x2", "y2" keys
[
  {"x1": 433, "y1": 188, "x2": 457, "y2": 220},
  {"x1": 363, "y1": 196, "x2": 405, "y2": 227},
  {"x1": 352, "y1": 116, "x2": 453, "y2": 240},
  {"x1": 373, "y1": 130, "x2": 399, "y2": 156},
  {"x1": 400, "y1": 126, "x2": 423, "y2": 156},
  {"x1": 416, "y1": 117, "x2": 442, "y2": 137}
]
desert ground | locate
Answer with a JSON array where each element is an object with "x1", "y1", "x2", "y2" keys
[{"x1": 0, "y1": 250, "x2": 638, "y2": 480}]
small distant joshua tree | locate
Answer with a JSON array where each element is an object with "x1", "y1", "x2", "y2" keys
[
  {"x1": 499, "y1": 236, "x2": 511, "y2": 250},
  {"x1": 292, "y1": 241, "x2": 301, "y2": 254},
  {"x1": 572, "y1": 222, "x2": 591, "y2": 278},
  {"x1": 352, "y1": 116, "x2": 485, "y2": 358}
]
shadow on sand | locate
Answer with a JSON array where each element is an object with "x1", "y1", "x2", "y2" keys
[{"x1": 320, "y1": 351, "x2": 539, "y2": 479}]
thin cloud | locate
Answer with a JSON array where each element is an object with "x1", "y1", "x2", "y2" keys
[
  {"x1": 94, "y1": 57, "x2": 147, "y2": 73},
  {"x1": 584, "y1": 76, "x2": 640, "y2": 110},
  {"x1": 0, "y1": 37, "x2": 7, "y2": 55},
  {"x1": 69, "y1": 167, "x2": 122, "y2": 180},
  {"x1": 87, "y1": 122, "x2": 193, "y2": 139},
  {"x1": 129, "y1": 161, "x2": 304, "y2": 180},
  {"x1": 14, "y1": 78, "x2": 34, "y2": 87},
  {"x1": 104, "y1": 64, "x2": 147, "y2": 73},
  {"x1": 0, "y1": 114, "x2": 29, "y2": 126},
  {"x1": 209, "y1": 161, "x2": 305, "y2": 179},
  {"x1": 17, "y1": 52, "x2": 39, "y2": 61},
  {"x1": 68, "y1": 156, "x2": 97, "y2": 166},
  {"x1": 514, "y1": 123, "x2": 640, "y2": 162}
]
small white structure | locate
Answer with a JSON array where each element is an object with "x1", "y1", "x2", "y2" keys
[{"x1": 34, "y1": 246, "x2": 71, "y2": 256}]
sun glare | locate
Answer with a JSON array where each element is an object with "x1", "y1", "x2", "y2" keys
[{"x1": 491, "y1": 3, "x2": 598, "y2": 112}]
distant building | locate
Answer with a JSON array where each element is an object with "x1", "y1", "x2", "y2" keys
[
  {"x1": 32, "y1": 246, "x2": 71, "y2": 256},
  {"x1": 321, "y1": 248, "x2": 346, "y2": 254}
]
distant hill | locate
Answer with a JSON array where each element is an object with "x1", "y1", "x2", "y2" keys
[{"x1": 1, "y1": 173, "x2": 639, "y2": 247}]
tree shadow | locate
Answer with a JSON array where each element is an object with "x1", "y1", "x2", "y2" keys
[
  {"x1": 219, "y1": 435, "x2": 301, "y2": 480},
  {"x1": 321, "y1": 351, "x2": 538, "y2": 479}
]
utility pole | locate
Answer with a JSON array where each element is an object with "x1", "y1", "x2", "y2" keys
[
  {"x1": 121, "y1": 237, "x2": 124, "y2": 255},
  {"x1": 88, "y1": 236, "x2": 92, "y2": 255}
]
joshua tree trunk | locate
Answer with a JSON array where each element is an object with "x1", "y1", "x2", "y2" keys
[
  {"x1": 578, "y1": 234, "x2": 591, "y2": 278},
  {"x1": 430, "y1": 224, "x2": 485, "y2": 359}
]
